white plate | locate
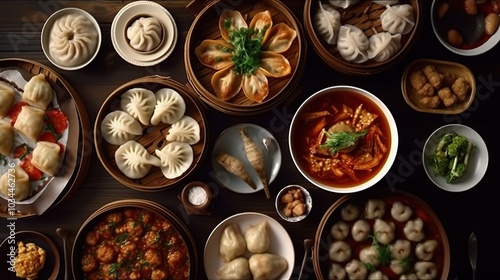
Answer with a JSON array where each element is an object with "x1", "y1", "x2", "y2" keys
[
  {"x1": 111, "y1": 1, "x2": 177, "y2": 66},
  {"x1": 204, "y1": 212, "x2": 294, "y2": 279},
  {"x1": 423, "y1": 124, "x2": 488, "y2": 192},
  {"x1": 211, "y1": 123, "x2": 281, "y2": 194}
]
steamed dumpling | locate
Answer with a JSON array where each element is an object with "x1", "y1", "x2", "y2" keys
[
  {"x1": 337, "y1": 24, "x2": 369, "y2": 63},
  {"x1": 380, "y1": 4, "x2": 415, "y2": 35},
  {"x1": 127, "y1": 16, "x2": 163, "y2": 52},
  {"x1": 100, "y1": 110, "x2": 143, "y2": 145},
  {"x1": 244, "y1": 220, "x2": 270, "y2": 253},
  {"x1": 49, "y1": 13, "x2": 98, "y2": 67},
  {"x1": 155, "y1": 141, "x2": 193, "y2": 179},
  {"x1": 120, "y1": 87, "x2": 156, "y2": 125},
  {"x1": 31, "y1": 141, "x2": 61, "y2": 176},
  {"x1": 219, "y1": 224, "x2": 247, "y2": 263},
  {"x1": 0, "y1": 167, "x2": 30, "y2": 201},
  {"x1": 115, "y1": 140, "x2": 161, "y2": 179},
  {"x1": 150, "y1": 88, "x2": 186, "y2": 126},
  {"x1": 0, "y1": 121, "x2": 14, "y2": 156},
  {"x1": 22, "y1": 74, "x2": 53, "y2": 110},
  {"x1": 314, "y1": 2, "x2": 341, "y2": 45},
  {"x1": 216, "y1": 257, "x2": 252, "y2": 280},
  {"x1": 367, "y1": 32, "x2": 401, "y2": 62},
  {"x1": 0, "y1": 82, "x2": 15, "y2": 118},
  {"x1": 328, "y1": 0, "x2": 360, "y2": 9},
  {"x1": 248, "y1": 253, "x2": 288, "y2": 280},
  {"x1": 166, "y1": 115, "x2": 200, "y2": 145},
  {"x1": 13, "y1": 105, "x2": 45, "y2": 143}
]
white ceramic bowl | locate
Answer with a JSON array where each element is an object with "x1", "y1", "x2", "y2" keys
[
  {"x1": 289, "y1": 85, "x2": 398, "y2": 193},
  {"x1": 431, "y1": 0, "x2": 500, "y2": 56},
  {"x1": 423, "y1": 124, "x2": 488, "y2": 192},
  {"x1": 41, "y1": 7, "x2": 101, "y2": 70},
  {"x1": 275, "y1": 185, "x2": 312, "y2": 222}
]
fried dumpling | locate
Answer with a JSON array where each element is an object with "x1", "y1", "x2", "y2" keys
[
  {"x1": 0, "y1": 166, "x2": 30, "y2": 201},
  {"x1": 100, "y1": 110, "x2": 143, "y2": 145},
  {"x1": 115, "y1": 140, "x2": 161, "y2": 179},
  {"x1": 244, "y1": 220, "x2": 270, "y2": 253},
  {"x1": 22, "y1": 74, "x2": 53, "y2": 110},
  {"x1": 211, "y1": 67, "x2": 243, "y2": 101},
  {"x1": 219, "y1": 9, "x2": 248, "y2": 42},
  {"x1": 380, "y1": 4, "x2": 415, "y2": 35},
  {"x1": 0, "y1": 121, "x2": 13, "y2": 156},
  {"x1": 216, "y1": 257, "x2": 252, "y2": 280},
  {"x1": 166, "y1": 115, "x2": 200, "y2": 145},
  {"x1": 126, "y1": 16, "x2": 163, "y2": 52},
  {"x1": 0, "y1": 82, "x2": 15, "y2": 118},
  {"x1": 242, "y1": 69, "x2": 268, "y2": 103},
  {"x1": 249, "y1": 10, "x2": 273, "y2": 43},
  {"x1": 219, "y1": 224, "x2": 247, "y2": 263},
  {"x1": 13, "y1": 105, "x2": 45, "y2": 143},
  {"x1": 31, "y1": 141, "x2": 61, "y2": 176},
  {"x1": 150, "y1": 88, "x2": 186, "y2": 126},
  {"x1": 314, "y1": 2, "x2": 341, "y2": 45},
  {"x1": 262, "y1": 23, "x2": 297, "y2": 53},
  {"x1": 248, "y1": 253, "x2": 288, "y2": 280},
  {"x1": 120, "y1": 87, "x2": 156, "y2": 125},
  {"x1": 195, "y1": 39, "x2": 235, "y2": 70},
  {"x1": 258, "y1": 51, "x2": 292, "y2": 78},
  {"x1": 337, "y1": 24, "x2": 369, "y2": 63},
  {"x1": 155, "y1": 141, "x2": 193, "y2": 179}
]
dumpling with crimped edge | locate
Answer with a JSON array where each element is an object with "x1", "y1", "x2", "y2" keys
[
  {"x1": 242, "y1": 69, "x2": 268, "y2": 103},
  {"x1": 100, "y1": 110, "x2": 143, "y2": 145},
  {"x1": 155, "y1": 141, "x2": 193, "y2": 179},
  {"x1": 0, "y1": 82, "x2": 15, "y2": 118},
  {"x1": 115, "y1": 140, "x2": 161, "y2": 179},
  {"x1": 248, "y1": 253, "x2": 288, "y2": 280},
  {"x1": 150, "y1": 88, "x2": 186, "y2": 126},
  {"x1": 249, "y1": 10, "x2": 273, "y2": 44},
  {"x1": 126, "y1": 16, "x2": 163, "y2": 52},
  {"x1": 367, "y1": 32, "x2": 401, "y2": 62},
  {"x1": 22, "y1": 73, "x2": 53, "y2": 110},
  {"x1": 195, "y1": 39, "x2": 235, "y2": 70},
  {"x1": 13, "y1": 105, "x2": 46, "y2": 143},
  {"x1": 244, "y1": 220, "x2": 270, "y2": 253},
  {"x1": 0, "y1": 166, "x2": 30, "y2": 201},
  {"x1": 216, "y1": 257, "x2": 252, "y2": 280},
  {"x1": 337, "y1": 24, "x2": 369, "y2": 63},
  {"x1": 120, "y1": 87, "x2": 156, "y2": 125},
  {"x1": 211, "y1": 66, "x2": 243, "y2": 101},
  {"x1": 166, "y1": 115, "x2": 200, "y2": 145},
  {"x1": 31, "y1": 141, "x2": 62, "y2": 177},
  {"x1": 380, "y1": 4, "x2": 415, "y2": 35},
  {"x1": 314, "y1": 2, "x2": 341, "y2": 45},
  {"x1": 219, "y1": 9, "x2": 247, "y2": 42},
  {"x1": 262, "y1": 23, "x2": 297, "y2": 53},
  {"x1": 219, "y1": 223, "x2": 247, "y2": 263},
  {"x1": 0, "y1": 121, "x2": 14, "y2": 156}
]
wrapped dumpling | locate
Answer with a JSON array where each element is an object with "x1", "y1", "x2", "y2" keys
[
  {"x1": 329, "y1": 0, "x2": 360, "y2": 9},
  {"x1": 380, "y1": 4, "x2": 415, "y2": 35},
  {"x1": 31, "y1": 141, "x2": 61, "y2": 176},
  {"x1": 151, "y1": 88, "x2": 186, "y2": 126},
  {"x1": 0, "y1": 121, "x2": 14, "y2": 156},
  {"x1": 314, "y1": 2, "x2": 341, "y2": 45},
  {"x1": 22, "y1": 73, "x2": 53, "y2": 110},
  {"x1": 166, "y1": 115, "x2": 200, "y2": 145},
  {"x1": 100, "y1": 110, "x2": 143, "y2": 145},
  {"x1": 115, "y1": 141, "x2": 161, "y2": 179},
  {"x1": 337, "y1": 25, "x2": 369, "y2": 63},
  {"x1": 216, "y1": 257, "x2": 252, "y2": 280},
  {"x1": 0, "y1": 167, "x2": 30, "y2": 201},
  {"x1": 244, "y1": 220, "x2": 270, "y2": 253},
  {"x1": 126, "y1": 17, "x2": 163, "y2": 52},
  {"x1": 120, "y1": 87, "x2": 156, "y2": 125},
  {"x1": 219, "y1": 224, "x2": 247, "y2": 263},
  {"x1": 155, "y1": 141, "x2": 193, "y2": 179},
  {"x1": 248, "y1": 253, "x2": 288, "y2": 280},
  {"x1": 13, "y1": 105, "x2": 45, "y2": 143},
  {"x1": 367, "y1": 32, "x2": 401, "y2": 62},
  {"x1": 0, "y1": 82, "x2": 15, "y2": 118}
]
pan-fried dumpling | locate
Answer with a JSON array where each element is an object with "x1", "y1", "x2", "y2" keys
[
  {"x1": 262, "y1": 23, "x2": 297, "y2": 53},
  {"x1": 31, "y1": 141, "x2": 61, "y2": 176},
  {"x1": 0, "y1": 83, "x2": 15, "y2": 118},
  {"x1": 219, "y1": 9, "x2": 247, "y2": 42},
  {"x1": 314, "y1": 2, "x2": 341, "y2": 45},
  {"x1": 380, "y1": 4, "x2": 415, "y2": 35},
  {"x1": 22, "y1": 74, "x2": 53, "y2": 110},
  {"x1": 337, "y1": 24, "x2": 369, "y2": 63},
  {"x1": 126, "y1": 16, "x2": 163, "y2": 52},
  {"x1": 244, "y1": 220, "x2": 270, "y2": 253},
  {"x1": 329, "y1": 0, "x2": 360, "y2": 9},
  {"x1": 0, "y1": 167, "x2": 30, "y2": 201},
  {"x1": 248, "y1": 253, "x2": 288, "y2": 280},
  {"x1": 120, "y1": 87, "x2": 156, "y2": 125},
  {"x1": 155, "y1": 141, "x2": 193, "y2": 179},
  {"x1": 0, "y1": 121, "x2": 13, "y2": 156},
  {"x1": 100, "y1": 110, "x2": 143, "y2": 145},
  {"x1": 13, "y1": 105, "x2": 45, "y2": 143},
  {"x1": 150, "y1": 88, "x2": 186, "y2": 126},
  {"x1": 115, "y1": 140, "x2": 161, "y2": 179},
  {"x1": 216, "y1": 257, "x2": 252, "y2": 280},
  {"x1": 166, "y1": 115, "x2": 200, "y2": 145},
  {"x1": 219, "y1": 224, "x2": 247, "y2": 263},
  {"x1": 367, "y1": 32, "x2": 401, "y2": 62}
]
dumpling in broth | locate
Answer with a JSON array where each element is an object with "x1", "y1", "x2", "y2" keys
[
  {"x1": 216, "y1": 257, "x2": 252, "y2": 280},
  {"x1": 314, "y1": 2, "x2": 341, "y2": 45},
  {"x1": 248, "y1": 253, "x2": 288, "y2": 280},
  {"x1": 337, "y1": 24, "x2": 369, "y2": 63},
  {"x1": 244, "y1": 220, "x2": 270, "y2": 253},
  {"x1": 367, "y1": 32, "x2": 401, "y2": 62},
  {"x1": 219, "y1": 224, "x2": 247, "y2": 263}
]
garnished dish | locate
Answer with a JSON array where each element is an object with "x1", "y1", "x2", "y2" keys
[
  {"x1": 194, "y1": 9, "x2": 297, "y2": 103},
  {"x1": 314, "y1": 190, "x2": 450, "y2": 280}
]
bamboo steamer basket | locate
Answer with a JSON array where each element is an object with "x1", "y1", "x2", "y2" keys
[
  {"x1": 304, "y1": 0, "x2": 423, "y2": 75},
  {"x1": 185, "y1": 0, "x2": 306, "y2": 115},
  {"x1": 94, "y1": 76, "x2": 208, "y2": 192}
]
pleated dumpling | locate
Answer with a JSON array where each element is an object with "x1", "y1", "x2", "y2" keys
[
  {"x1": 31, "y1": 141, "x2": 62, "y2": 176},
  {"x1": 13, "y1": 105, "x2": 46, "y2": 143},
  {"x1": 22, "y1": 73, "x2": 53, "y2": 110},
  {"x1": 219, "y1": 224, "x2": 247, "y2": 263},
  {"x1": 367, "y1": 32, "x2": 401, "y2": 62},
  {"x1": 314, "y1": 2, "x2": 341, "y2": 45},
  {"x1": 0, "y1": 121, "x2": 14, "y2": 156},
  {"x1": 337, "y1": 24, "x2": 369, "y2": 63},
  {"x1": 244, "y1": 220, "x2": 270, "y2": 253},
  {"x1": 155, "y1": 141, "x2": 193, "y2": 179},
  {"x1": 166, "y1": 115, "x2": 200, "y2": 145},
  {"x1": 248, "y1": 253, "x2": 288, "y2": 280},
  {"x1": 0, "y1": 166, "x2": 30, "y2": 201},
  {"x1": 150, "y1": 88, "x2": 186, "y2": 126},
  {"x1": 262, "y1": 23, "x2": 297, "y2": 53},
  {"x1": 380, "y1": 4, "x2": 415, "y2": 35},
  {"x1": 0, "y1": 82, "x2": 15, "y2": 118},
  {"x1": 120, "y1": 87, "x2": 156, "y2": 125},
  {"x1": 101, "y1": 110, "x2": 143, "y2": 145},
  {"x1": 115, "y1": 140, "x2": 161, "y2": 179},
  {"x1": 216, "y1": 257, "x2": 252, "y2": 280},
  {"x1": 126, "y1": 16, "x2": 163, "y2": 52}
]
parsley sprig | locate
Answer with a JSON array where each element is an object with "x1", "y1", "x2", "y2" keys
[
  {"x1": 321, "y1": 129, "x2": 368, "y2": 155},
  {"x1": 227, "y1": 25, "x2": 269, "y2": 76}
]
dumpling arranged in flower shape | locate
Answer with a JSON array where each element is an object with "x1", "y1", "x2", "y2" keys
[{"x1": 195, "y1": 9, "x2": 297, "y2": 103}]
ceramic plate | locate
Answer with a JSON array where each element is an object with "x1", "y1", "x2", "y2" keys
[
  {"x1": 423, "y1": 124, "x2": 488, "y2": 192},
  {"x1": 211, "y1": 123, "x2": 281, "y2": 194},
  {"x1": 0, "y1": 230, "x2": 60, "y2": 280},
  {"x1": 111, "y1": 0, "x2": 177, "y2": 66},
  {"x1": 204, "y1": 212, "x2": 294, "y2": 279}
]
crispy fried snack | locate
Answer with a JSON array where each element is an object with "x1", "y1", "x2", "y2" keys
[
  {"x1": 451, "y1": 77, "x2": 470, "y2": 101},
  {"x1": 416, "y1": 83, "x2": 435, "y2": 97},
  {"x1": 420, "y1": 95, "x2": 441, "y2": 108},
  {"x1": 437, "y1": 87, "x2": 458, "y2": 107},
  {"x1": 422, "y1": 65, "x2": 443, "y2": 89},
  {"x1": 15, "y1": 242, "x2": 46, "y2": 280},
  {"x1": 410, "y1": 70, "x2": 427, "y2": 90}
]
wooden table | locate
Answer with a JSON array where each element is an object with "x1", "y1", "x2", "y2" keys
[{"x1": 1, "y1": 1, "x2": 498, "y2": 279}]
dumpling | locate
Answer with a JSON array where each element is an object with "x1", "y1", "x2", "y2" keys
[
  {"x1": 242, "y1": 69, "x2": 268, "y2": 103},
  {"x1": 22, "y1": 74, "x2": 53, "y2": 110},
  {"x1": 120, "y1": 88, "x2": 156, "y2": 125},
  {"x1": 216, "y1": 257, "x2": 252, "y2": 280},
  {"x1": 390, "y1": 239, "x2": 412, "y2": 260},
  {"x1": 31, "y1": 141, "x2": 61, "y2": 176},
  {"x1": 360, "y1": 246, "x2": 380, "y2": 266},
  {"x1": 364, "y1": 198, "x2": 386, "y2": 219},
  {"x1": 0, "y1": 121, "x2": 14, "y2": 156},
  {"x1": 415, "y1": 240, "x2": 438, "y2": 261},
  {"x1": 330, "y1": 221, "x2": 350, "y2": 240},
  {"x1": 195, "y1": 39, "x2": 235, "y2": 70},
  {"x1": 244, "y1": 220, "x2": 270, "y2": 253},
  {"x1": 351, "y1": 219, "x2": 371, "y2": 241},
  {"x1": 328, "y1": 240, "x2": 352, "y2": 262},
  {"x1": 337, "y1": 24, "x2": 369, "y2": 63},
  {"x1": 414, "y1": 261, "x2": 437, "y2": 280},
  {"x1": 155, "y1": 141, "x2": 193, "y2": 179},
  {"x1": 248, "y1": 253, "x2": 288, "y2": 280},
  {"x1": 0, "y1": 167, "x2": 30, "y2": 201},
  {"x1": 0, "y1": 82, "x2": 15, "y2": 118},
  {"x1": 219, "y1": 224, "x2": 247, "y2": 263},
  {"x1": 166, "y1": 115, "x2": 200, "y2": 145},
  {"x1": 345, "y1": 259, "x2": 368, "y2": 280},
  {"x1": 314, "y1": 2, "x2": 341, "y2": 45},
  {"x1": 219, "y1": 9, "x2": 248, "y2": 42},
  {"x1": 211, "y1": 66, "x2": 243, "y2": 101},
  {"x1": 328, "y1": 263, "x2": 347, "y2": 280},
  {"x1": 390, "y1": 201, "x2": 413, "y2": 222},
  {"x1": 380, "y1": 4, "x2": 415, "y2": 35},
  {"x1": 150, "y1": 88, "x2": 186, "y2": 126},
  {"x1": 262, "y1": 23, "x2": 297, "y2": 53},
  {"x1": 13, "y1": 105, "x2": 45, "y2": 143},
  {"x1": 329, "y1": 0, "x2": 361, "y2": 9},
  {"x1": 368, "y1": 271, "x2": 389, "y2": 280},
  {"x1": 115, "y1": 141, "x2": 161, "y2": 179},
  {"x1": 49, "y1": 13, "x2": 98, "y2": 67},
  {"x1": 404, "y1": 218, "x2": 425, "y2": 242},
  {"x1": 341, "y1": 203, "x2": 360, "y2": 221},
  {"x1": 126, "y1": 16, "x2": 163, "y2": 52},
  {"x1": 100, "y1": 110, "x2": 143, "y2": 145},
  {"x1": 373, "y1": 219, "x2": 395, "y2": 245},
  {"x1": 367, "y1": 32, "x2": 401, "y2": 62}
]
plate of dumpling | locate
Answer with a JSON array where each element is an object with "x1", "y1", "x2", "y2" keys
[
  {"x1": 204, "y1": 212, "x2": 294, "y2": 280},
  {"x1": 304, "y1": 0, "x2": 423, "y2": 75},
  {"x1": 94, "y1": 76, "x2": 208, "y2": 191},
  {"x1": 313, "y1": 189, "x2": 450, "y2": 280}
]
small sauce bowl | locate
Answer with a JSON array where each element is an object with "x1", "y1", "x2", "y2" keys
[
  {"x1": 181, "y1": 181, "x2": 212, "y2": 215},
  {"x1": 275, "y1": 184, "x2": 312, "y2": 222}
]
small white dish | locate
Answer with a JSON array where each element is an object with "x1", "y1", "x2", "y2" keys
[
  {"x1": 111, "y1": 1, "x2": 177, "y2": 66},
  {"x1": 423, "y1": 124, "x2": 488, "y2": 192}
]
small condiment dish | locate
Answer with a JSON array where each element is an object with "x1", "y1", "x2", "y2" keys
[
  {"x1": 275, "y1": 185, "x2": 312, "y2": 222},
  {"x1": 181, "y1": 181, "x2": 212, "y2": 215}
]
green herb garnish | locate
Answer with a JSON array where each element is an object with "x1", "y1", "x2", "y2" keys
[
  {"x1": 228, "y1": 26, "x2": 268, "y2": 75},
  {"x1": 0, "y1": 154, "x2": 7, "y2": 166},
  {"x1": 320, "y1": 129, "x2": 368, "y2": 155},
  {"x1": 114, "y1": 233, "x2": 130, "y2": 245}
]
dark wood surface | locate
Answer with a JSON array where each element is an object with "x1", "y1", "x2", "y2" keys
[{"x1": 1, "y1": 1, "x2": 498, "y2": 279}]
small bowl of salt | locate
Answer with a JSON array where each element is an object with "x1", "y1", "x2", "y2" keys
[{"x1": 181, "y1": 181, "x2": 212, "y2": 215}]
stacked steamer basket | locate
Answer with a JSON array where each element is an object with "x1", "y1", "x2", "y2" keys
[
  {"x1": 304, "y1": 0, "x2": 423, "y2": 75},
  {"x1": 184, "y1": 0, "x2": 307, "y2": 116}
]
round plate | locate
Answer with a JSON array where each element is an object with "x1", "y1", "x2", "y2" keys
[
  {"x1": 211, "y1": 123, "x2": 281, "y2": 195},
  {"x1": 111, "y1": 0, "x2": 178, "y2": 66},
  {"x1": 423, "y1": 124, "x2": 488, "y2": 192},
  {"x1": 204, "y1": 212, "x2": 294, "y2": 279},
  {"x1": 0, "y1": 230, "x2": 60, "y2": 280}
]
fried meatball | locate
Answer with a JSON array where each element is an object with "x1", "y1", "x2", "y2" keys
[
  {"x1": 143, "y1": 231, "x2": 161, "y2": 248},
  {"x1": 85, "y1": 231, "x2": 99, "y2": 246},
  {"x1": 416, "y1": 83, "x2": 435, "y2": 97},
  {"x1": 105, "y1": 212, "x2": 123, "y2": 224},
  {"x1": 167, "y1": 250, "x2": 187, "y2": 268},
  {"x1": 81, "y1": 254, "x2": 98, "y2": 273},
  {"x1": 422, "y1": 65, "x2": 443, "y2": 89},
  {"x1": 451, "y1": 77, "x2": 470, "y2": 101},
  {"x1": 420, "y1": 96, "x2": 441, "y2": 108},
  {"x1": 125, "y1": 220, "x2": 144, "y2": 237},
  {"x1": 118, "y1": 242, "x2": 137, "y2": 262},
  {"x1": 437, "y1": 87, "x2": 458, "y2": 107},
  {"x1": 410, "y1": 70, "x2": 427, "y2": 90},
  {"x1": 151, "y1": 269, "x2": 169, "y2": 280},
  {"x1": 144, "y1": 249, "x2": 162, "y2": 267},
  {"x1": 96, "y1": 244, "x2": 116, "y2": 264}
]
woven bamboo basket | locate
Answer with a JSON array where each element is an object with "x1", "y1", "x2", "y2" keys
[
  {"x1": 184, "y1": 0, "x2": 306, "y2": 115},
  {"x1": 304, "y1": 0, "x2": 423, "y2": 75},
  {"x1": 94, "y1": 76, "x2": 208, "y2": 192}
]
